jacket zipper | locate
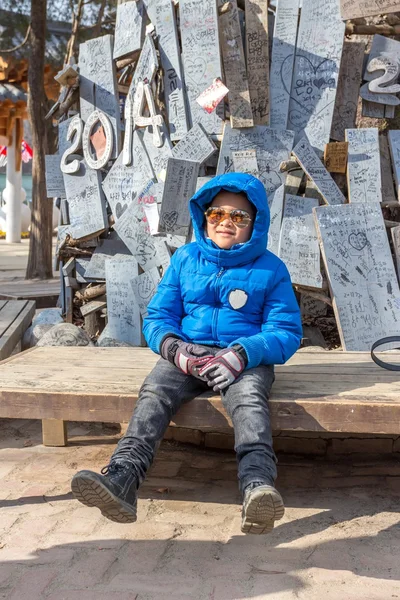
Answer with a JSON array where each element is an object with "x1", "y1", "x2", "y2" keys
[{"x1": 212, "y1": 267, "x2": 225, "y2": 340}]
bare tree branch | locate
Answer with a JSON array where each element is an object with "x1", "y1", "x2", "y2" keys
[{"x1": 0, "y1": 24, "x2": 31, "y2": 53}]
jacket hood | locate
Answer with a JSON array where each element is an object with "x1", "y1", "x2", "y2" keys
[{"x1": 189, "y1": 172, "x2": 270, "y2": 267}]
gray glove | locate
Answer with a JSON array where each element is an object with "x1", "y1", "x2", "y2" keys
[
  {"x1": 199, "y1": 347, "x2": 246, "y2": 391},
  {"x1": 160, "y1": 337, "x2": 215, "y2": 380}
]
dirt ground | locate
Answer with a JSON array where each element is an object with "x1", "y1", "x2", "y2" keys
[{"x1": 1, "y1": 418, "x2": 400, "y2": 600}]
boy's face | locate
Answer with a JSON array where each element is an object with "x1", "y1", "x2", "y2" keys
[{"x1": 205, "y1": 191, "x2": 254, "y2": 249}]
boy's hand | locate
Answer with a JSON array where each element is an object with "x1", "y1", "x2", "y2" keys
[
  {"x1": 161, "y1": 337, "x2": 214, "y2": 380},
  {"x1": 199, "y1": 347, "x2": 246, "y2": 391}
]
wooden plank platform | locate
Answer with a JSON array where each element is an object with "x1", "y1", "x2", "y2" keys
[
  {"x1": 0, "y1": 278, "x2": 60, "y2": 308},
  {"x1": 0, "y1": 300, "x2": 36, "y2": 360},
  {"x1": 1, "y1": 348, "x2": 399, "y2": 440}
]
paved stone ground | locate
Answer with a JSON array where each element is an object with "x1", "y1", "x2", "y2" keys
[{"x1": 1, "y1": 418, "x2": 400, "y2": 600}]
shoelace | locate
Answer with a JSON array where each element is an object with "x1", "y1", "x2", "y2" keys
[{"x1": 100, "y1": 446, "x2": 138, "y2": 475}]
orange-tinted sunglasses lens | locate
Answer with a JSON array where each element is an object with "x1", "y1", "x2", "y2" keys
[{"x1": 205, "y1": 208, "x2": 252, "y2": 229}]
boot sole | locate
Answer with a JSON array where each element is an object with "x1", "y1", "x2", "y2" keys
[
  {"x1": 71, "y1": 472, "x2": 137, "y2": 524},
  {"x1": 241, "y1": 486, "x2": 285, "y2": 535}
]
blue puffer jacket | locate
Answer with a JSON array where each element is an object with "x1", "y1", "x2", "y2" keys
[{"x1": 143, "y1": 173, "x2": 302, "y2": 368}]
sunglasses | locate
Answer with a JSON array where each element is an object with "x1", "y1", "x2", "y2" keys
[{"x1": 204, "y1": 207, "x2": 253, "y2": 229}]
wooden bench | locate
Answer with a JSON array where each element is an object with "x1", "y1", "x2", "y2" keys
[
  {"x1": 0, "y1": 300, "x2": 36, "y2": 361},
  {"x1": 1, "y1": 346, "x2": 400, "y2": 447}
]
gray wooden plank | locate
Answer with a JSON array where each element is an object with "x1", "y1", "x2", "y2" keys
[
  {"x1": 180, "y1": 0, "x2": 224, "y2": 135},
  {"x1": 284, "y1": 168, "x2": 303, "y2": 196},
  {"x1": 267, "y1": 184, "x2": 284, "y2": 256},
  {"x1": 245, "y1": 0, "x2": 270, "y2": 125},
  {"x1": 314, "y1": 202, "x2": 400, "y2": 351},
  {"x1": 84, "y1": 235, "x2": 132, "y2": 280},
  {"x1": 172, "y1": 123, "x2": 217, "y2": 165},
  {"x1": 287, "y1": 0, "x2": 345, "y2": 154},
  {"x1": 269, "y1": 0, "x2": 300, "y2": 131},
  {"x1": 331, "y1": 41, "x2": 365, "y2": 142},
  {"x1": 219, "y1": 0, "x2": 254, "y2": 128},
  {"x1": 278, "y1": 195, "x2": 322, "y2": 289},
  {"x1": 63, "y1": 159, "x2": 108, "y2": 240},
  {"x1": 154, "y1": 0, "x2": 188, "y2": 141},
  {"x1": 388, "y1": 130, "x2": 400, "y2": 201},
  {"x1": 232, "y1": 149, "x2": 259, "y2": 176},
  {"x1": 158, "y1": 158, "x2": 200, "y2": 237},
  {"x1": 0, "y1": 301, "x2": 8, "y2": 311},
  {"x1": 102, "y1": 135, "x2": 155, "y2": 220},
  {"x1": 45, "y1": 154, "x2": 66, "y2": 198},
  {"x1": 300, "y1": 294, "x2": 327, "y2": 318},
  {"x1": 379, "y1": 135, "x2": 397, "y2": 205},
  {"x1": 140, "y1": 124, "x2": 172, "y2": 181},
  {"x1": 79, "y1": 35, "x2": 121, "y2": 158},
  {"x1": 340, "y1": 0, "x2": 400, "y2": 21},
  {"x1": 345, "y1": 128, "x2": 382, "y2": 204},
  {"x1": 113, "y1": 0, "x2": 145, "y2": 60},
  {"x1": 0, "y1": 302, "x2": 27, "y2": 339},
  {"x1": 131, "y1": 267, "x2": 161, "y2": 317},
  {"x1": 391, "y1": 226, "x2": 400, "y2": 285},
  {"x1": 292, "y1": 138, "x2": 346, "y2": 205},
  {"x1": 105, "y1": 256, "x2": 142, "y2": 346},
  {"x1": 0, "y1": 300, "x2": 35, "y2": 361},
  {"x1": 58, "y1": 117, "x2": 73, "y2": 157},
  {"x1": 217, "y1": 123, "x2": 294, "y2": 197}
]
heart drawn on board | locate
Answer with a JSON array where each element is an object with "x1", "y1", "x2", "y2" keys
[
  {"x1": 161, "y1": 211, "x2": 179, "y2": 231},
  {"x1": 185, "y1": 57, "x2": 207, "y2": 86},
  {"x1": 348, "y1": 231, "x2": 368, "y2": 251},
  {"x1": 283, "y1": 54, "x2": 338, "y2": 131}
]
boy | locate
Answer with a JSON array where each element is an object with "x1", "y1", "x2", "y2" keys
[{"x1": 72, "y1": 173, "x2": 302, "y2": 534}]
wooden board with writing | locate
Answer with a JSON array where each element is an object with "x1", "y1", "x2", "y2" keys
[
  {"x1": 140, "y1": 124, "x2": 172, "y2": 181},
  {"x1": 113, "y1": 197, "x2": 164, "y2": 272},
  {"x1": 324, "y1": 142, "x2": 348, "y2": 174},
  {"x1": 388, "y1": 130, "x2": 400, "y2": 201},
  {"x1": 125, "y1": 33, "x2": 158, "y2": 107},
  {"x1": 58, "y1": 117, "x2": 73, "y2": 157},
  {"x1": 131, "y1": 267, "x2": 161, "y2": 317},
  {"x1": 379, "y1": 135, "x2": 397, "y2": 204},
  {"x1": 287, "y1": 0, "x2": 345, "y2": 154},
  {"x1": 300, "y1": 294, "x2": 328, "y2": 318},
  {"x1": 345, "y1": 128, "x2": 382, "y2": 203},
  {"x1": 392, "y1": 226, "x2": 400, "y2": 284},
  {"x1": 102, "y1": 135, "x2": 154, "y2": 220},
  {"x1": 269, "y1": 0, "x2": 300, "y2": 131},
  {"x1": 84, "y1": 235, "x2": 132, "y2": 280},
  {"x1": 158, "y1": 158, "x2": 200, "y2": 237},
  {"x1": 219, "y1": 0, "x2": 254, "y2": 128},
  {"x1": 63, "y1": 160, "x2": 108, "y2": 240},
  {"x1": 232, "y1": 149, "x2": 259, "y2": 175},
  {"x1": 245, "y1": 0, "x2": 270, "y2": 125},
  {"x1": 105, "y1": 256, "x2": 142, "y2": 346},
  {"x1": 154, "y1": 0, "x2": 188, "y2": 141},
  {"x1": 292, "y1": 138, "x2": 346, "y2": 205},
  {"x1": 79, "y1": 35, "x2": 121, "y2": 159},
  {"x1": 45, "y1": 155, "x2": 66, "y2": 198},
  {"x1": 217, "y1": 123, "x2": 294, "y2": 197},
  {"x1": 172, "y1": 123, "x2": 217, "y2": 165},
  {"x1": 279, "y1": 195, "x2": 322, "y2": 289},
  {"x1": 285, "y1": 168, "x2": 304, "y2": 196},
  {"x1": 331, "y1": 41, "x2": 365, "y2": 142},
  {"x1": 314, "y1": 202, "x2": 400, "y2": 351},
  {"x1": 267, "y1": 184, "x2": 284, "y2": 255},
  {"x1": 180, "y1": 0, "x2": 224, "y2": 135},
  {"x1": 340, "y1": 0, "x2": 400, "y2": 21},
  {"x1": 113, "y1": 0, "x2": 145, "y2": 60}
]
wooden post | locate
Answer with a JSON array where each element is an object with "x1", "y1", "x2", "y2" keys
[
  {"x1": 245, "y1": 0, "x2": 270, "y2": 125},
  {"x1": 42, "y1": 419, "x2": 68, "y2": 447}
]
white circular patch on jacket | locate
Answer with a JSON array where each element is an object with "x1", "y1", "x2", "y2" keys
[{"x1": 228, "y1": 289, "x2": 248, "y2": 310}]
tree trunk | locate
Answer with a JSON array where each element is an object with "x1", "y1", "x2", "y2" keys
[{"x1": 26, "y1": 0, "x2": 53, "y2": 279}]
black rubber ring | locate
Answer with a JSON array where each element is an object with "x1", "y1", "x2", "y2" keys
[{"x1": 371, "y1": 336, "x2": 400, "y2": 371}]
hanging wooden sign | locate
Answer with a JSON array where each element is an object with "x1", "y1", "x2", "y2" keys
[
  {"x1": 180, "y1": 0, "x2": 224, "y2": 135},
  {"x1": 278, "y1": 194, "x2": 322, "y2": 289},
  {"x1": 314, "y1": 202, "x2": 400, "y2": 351},
  {"x1": 245, "y1": 0, "x2": 270, "y2": 125},
  {"x1": 269, "y1": 0, "x2": 300, "y2": 131},
  {"x1": 346, "y1": 128, "x2": 382, "y2": 203}
]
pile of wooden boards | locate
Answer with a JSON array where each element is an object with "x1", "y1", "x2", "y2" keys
[{"x1": 45, "y1": 0, "x2": 400, "y2": 353}]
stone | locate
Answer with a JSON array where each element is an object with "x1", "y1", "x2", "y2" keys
[
  {"x1": 37, "y1": 324, "x2": 94, "y2": 347},
  {"x1": 22, "y1": 324, "x2": 55, "y2": 350},
  {"x1": 32, "y1": 308, "x2": 64, "y2": 328}
]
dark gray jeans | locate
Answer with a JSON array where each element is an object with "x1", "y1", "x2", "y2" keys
[{"x1": 111, "y1": 356, "x2": 277, "y2": 494}]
